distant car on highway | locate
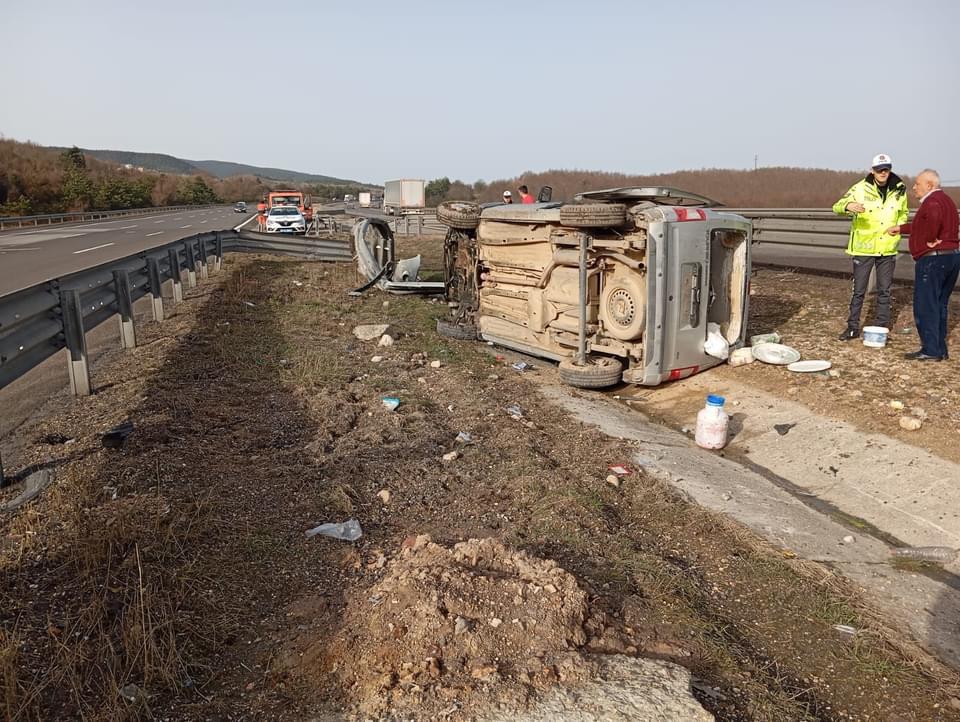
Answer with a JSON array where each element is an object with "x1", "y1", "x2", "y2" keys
[
  {"x1": 265, "y1": 206, "x2": 306, "y2": 234},
  {"x1": 234, "y1": 201, "x2": 247, "y2": 213}
]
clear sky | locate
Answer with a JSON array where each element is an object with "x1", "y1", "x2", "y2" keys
[{"x1": 3, "y1": 0, "x2": 958, "y2": 184}]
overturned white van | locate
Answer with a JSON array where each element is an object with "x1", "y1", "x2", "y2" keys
[{"x1": 436, "y1": 187, "x2": 752, "y2": 387}]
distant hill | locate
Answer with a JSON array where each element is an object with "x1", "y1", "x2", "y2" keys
[{"x1": 56, "y1": 147, "x2": 364, "y2": 185}]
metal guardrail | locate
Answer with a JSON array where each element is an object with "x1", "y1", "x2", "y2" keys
[
  {"x1": 0, "y1": 229, "x2": 351, "y2": 484},
  {"x1": 0, "y1": 204, "x2": 227, "y2": 231}
]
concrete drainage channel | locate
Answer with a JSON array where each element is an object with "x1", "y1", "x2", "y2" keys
[{"x1": 538, "y1": 381, "x2": 960, "y2": 671}]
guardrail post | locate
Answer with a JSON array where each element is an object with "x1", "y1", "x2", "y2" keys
[
  {"x1": 112, "y1": 270, "x2": 137, "y2": 349},
  {"x1": 61, "y1": 288, "x2": 91, "y2": 396},
  {"x1": 184, "y1": 241, "x2": 197, "y2": 288},
  {"x1": 169, "y1": 248, "x2": 184, "y2": 304},
  {"x1": 214, "y1": 231, "x2": 224, "y2": 272},
  {"x1": 146, "y1": 257, "x2": 164, "y2": 322},
  {"x1": 198, "y1": 237, "x2": 209, "y2": 280}
]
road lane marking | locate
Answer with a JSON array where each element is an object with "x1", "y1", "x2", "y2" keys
[
  {"x1": 180, "y1": 225, "x2": 192, "y2": 229},
  {"x1": 200, "y1": 220, "x2": 208, "y2": 224},
  {"x1": 73, "y1": 242, "x2": 115, "y2": 254},
  {"x1": 146, "y1": 231, "x2": 164, "y2": 237},
  {"x1": 119, "y1": 225, "x2": 137, "y2": 229},
  {"x1": 154, "y1": 220, "x2": 164, "y2": 224}
]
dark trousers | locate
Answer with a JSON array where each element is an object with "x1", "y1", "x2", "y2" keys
[
  {"x1": 914, "y1": 253, "x2": 960, "y2": 357},
  {"x1": 846, "y1": 255, "x2": 896, "y2": 330}
]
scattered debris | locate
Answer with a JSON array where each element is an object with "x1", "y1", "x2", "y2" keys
[
  {"x1": 511, "y1": 361, "x2": 531, "y2": 372},
  {"x1": 828, "y1": 369, "x2": 842, "y2": 378},
  {"x1": 891, "y1": 546, "x2": 957, "y2": 563},
  {"x1": 442, "y1": 451, "x2": 460, "y2": 463},
  {"x1": 899, "y1": 416, "x2": 923, "y2": 431},
  {"x1": 843, "y1": 535, "x2": 856, "y2": 544},
  {"x1": 605, "y1": 474, "x2": 621, "y2": 488},
  {"x1": 243, "y1": 301, "x2": 256, "y2": 307},
  {"x1": 378, "y1": 334, "x2": 395, "y2": 347},
  {"x1": 729, "y1": 347, "x2": 755, "y2": 366},
  {"x1": 832, "y1": 624, "x2": 857, "y2": 635},
  {"x1": 607, "y1": 464, "x2": 632, "y2": 476},
  {"x1": 353, "y1": 324, "x2": 391, "y2": 341},
  {"x1": 377, "y1": 489, "x2": 391, "y2": 505},
  {"x1": 430, "y1": 360, "x2": 442, "y2": 368},
  {"x1": 1, "y1": 469, "x2": 55, "y2": 513},
  {"x1": 305, "y1": 518, "x2": 363, "y2": 541},
  {"x1": 371, "y1": 355, "x2": 383, "y2": 363},
  {"x1": 750, "y1": 332, "x2": 781, "y2": 346},
  {"x1": 774, "y1": 423, "x2": 796, "y2": 436},
  {"x1": 455, "y1": 431, "x2": 474, "y2": 444},
  {"x1": 382, "y1": 301, "x2": 390, "y2": 309},
  {"x1": 505, "y1": 403, "x2": 523, "y2": 419},
  {"x1": 101, "y1": 421, "x2": 135, "y2": 449},
  {"x1": 381, "y1": 397, "x2": 400, "y2": 412},
  {"x1": 889, "y1": 400, "x2": 905, "y2": 411}
]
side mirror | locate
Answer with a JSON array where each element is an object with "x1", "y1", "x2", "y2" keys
[{"x1": 537, "y1": 186, "x2": 553, "y2": 203}]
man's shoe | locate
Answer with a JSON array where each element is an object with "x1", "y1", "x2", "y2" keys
[
  {"x1": 837, "y1": 328, "x2": 859, "y2": 341},
  {"x1": 904, "y1": 350, "x2": 943, "y2": 361}
]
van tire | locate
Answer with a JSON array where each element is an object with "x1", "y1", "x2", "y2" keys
[
  {"x1": 437, "y1": 319, "x2": 478, "y2": 340},
  {"x1": 558, "y1": 356, "x2": 623, "y2": 388},
  {"x1": 559, "y1": 203, "x2": 627, "y2": 228},
  {"x1": 437, "y1": 201, "x2": 481, "y2": 230}
]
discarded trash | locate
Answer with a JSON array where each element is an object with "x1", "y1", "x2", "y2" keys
[
  {"x1": 607, "y1": 464, "x2": 632, "y2": 476},
  {"x1": 832, "y1": 624, "x2": 857, "y2": 636},
  {"x1": 891, "y1": 546, "x2": 957, "y2": 563},
  {"x1": 243, "y1": 301, "x2": 256, "y2": 307},
  {"x1": 605, "y1": 474, "x2": 622, "y2": 488},
  {"x1": 752, "y1": 343, "x2": 801, "y2": 365},
  {"x1": 750, "y1": 332, "x2": 781, "y2": 346},
  {"x1": 505, "y1": 403, "x2": 523, "y2": 419},
  {"x1": 455, "y1": 431, "x2": 474, "y2": 444},
  {"x1": 695, "y1": 395, "x2": 728, "y2": 450},
  {"x1": 305, "y1": 518, "x2": 363, "y2": 541},
  {"x1": 382, "y1": 397, "x2": 400, "y2": 411},
  {"x1": 899, "y1": 327, "x2": 913, "y2": 334},
  {"x1": 728, "y1": 347, "x2": 755, "y2": 367},
  {"x1": 889, "y1": 400, "x2": 905, "y2": 411},
  {"x1": 774, "y1": 423, "x2": 796, "y2": 436},
  {"x1": 704, "y1": 323, "x2": 730, "y2": 360},
  {"x1": 2, "y1": 469, "x2": 55, "y2": 513},
  {"x1": 102, "y1": 421, "x2": 134, "y2": 449},
  {"x1": 511, "y1": 361, "x2": 531, "y2": 372}
]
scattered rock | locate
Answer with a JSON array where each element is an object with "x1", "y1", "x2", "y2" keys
[
  {"x1": 353, "y1": 324, "x2": 391, "y2": 341},
  {"x1": 377, "y1": 489, "x2": 391, "y2": 505},
  {"x1": 378, "y1": 334, "x2": 395, "y2": 347},
  {"x1": 605, "y1": 474, "x2": 621, "y2": 488},
  {"x1": 442, "y1": 451, "x2": 460, "y2": 463},
  {"x1": 488, "y1": 374, "x2": 500, "y2": 381},
  {"x1": 843, "y1": 535, "x2": 856, "y2": 544},
  {"x1": 828, "y1": 369, "x2": 841, "y2": 378},
  {"x1": 850, "y1": 390, "x2": 864, "y2": 398},
  {"x1": 454, "y1": 616, "x2": 471, "y2": 635},
  {"x1": 371, "y1": 355, "x2": 383, "y2": 363},
  {"x1": 430, "y1": 360, "x2": 442, "y2": 368},
  {"x1": 899, "y1": 416, "x2": 923, "y2": 431},
  {"x1": 489, "y1": 617, "x2": 503, "y2": 628},
  {"x1": 721, "y1": 493, "x2": 732, "y2": 501},
  {"x1": 382, "y1": 301, "x2": 390, "y2": 309},
  {"x1": 774, "y1": 423, "x2": 796, "y2": 436},
  {"x1": 912, "y1": 407, "x2": 928, "y2": 420},
  {"x1": 889, "y1": 400, "x2": 904, "y2": 410}
]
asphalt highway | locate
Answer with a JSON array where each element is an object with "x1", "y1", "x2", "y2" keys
[{"x1": 0, "y1": 207, "x2": 253, "y2": 296}]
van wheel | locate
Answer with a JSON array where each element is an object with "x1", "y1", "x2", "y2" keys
[
  {"x1": 437, "y1": 319, "x2": 478, "y2": 340},
  {"x1": 559, "y1": 203, "x2": 627, "y2": 228},
  {"x1": 558, "y1": 356, "x2": 623, "y2": 388},
  {"x1": 437, "y1": 201, "x2": 481, "y2": 230}
]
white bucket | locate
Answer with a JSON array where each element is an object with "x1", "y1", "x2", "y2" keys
[{"x1": 862, "y1": 326, "x2": 889, "y2": 348}]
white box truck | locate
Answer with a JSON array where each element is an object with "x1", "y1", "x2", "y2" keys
[
  {"x1": 383, "y1": 179, "x2": 425, "y2": 215},
  {"x1": 358, "y1": 192, "x2": 372, "y2": 208}
]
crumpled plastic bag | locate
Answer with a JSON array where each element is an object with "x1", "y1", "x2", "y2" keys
[{"x1": 704, "y1": 322, "x2": 729, "y2": 360}]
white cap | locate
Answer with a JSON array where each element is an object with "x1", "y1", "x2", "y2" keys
[
  {"x1": 871, "y1": 153, "x2": 893, "y2": 169},
  {"x1": 502, "y1": 190, "x2": 512, "y2": 197}
]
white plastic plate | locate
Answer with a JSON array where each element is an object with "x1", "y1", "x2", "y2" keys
[
  {"x1": 786, "y1": 360, "x2": 832, "y2": 373},
  {"x1": 752, "y1": 343, "x2": 801, "y2": 365}
]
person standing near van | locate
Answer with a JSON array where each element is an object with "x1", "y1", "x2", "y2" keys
[
  {"x1": 886, "y1": 169, "x2": 959, "y2": 361},
  {"x1": 832, "y1": 154, "x2": 909, "y2": 341},
  {"x1": 518, "y1": 185, "x2": 535, "y2": 204},
  {"x1": 502, "y1": 190, "x2": 513, "y2": 204}
]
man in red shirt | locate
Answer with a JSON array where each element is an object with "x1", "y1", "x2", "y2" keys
[
  {"x1": 517, "y1": 185, "x2": 535, "y2": 204},
  {"x1": 887, "y1": 169, "x2": 960, "y2": 361}
]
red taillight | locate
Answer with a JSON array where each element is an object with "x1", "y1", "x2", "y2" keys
[{"x1": 668, "y1": 365, "x2": 699, "y2": 381}]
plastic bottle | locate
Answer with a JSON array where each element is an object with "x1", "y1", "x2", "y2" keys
[
  {"x1": 695, "y1": 395, "x2": 729, "y2": 450},
  {"x1": 891, "y1": 546, "x2": 957, "y2": 563}
]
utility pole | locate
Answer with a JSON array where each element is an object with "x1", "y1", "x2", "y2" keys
[{"x1": 754, "y1": 154, "x2": 759, "y2": 171}]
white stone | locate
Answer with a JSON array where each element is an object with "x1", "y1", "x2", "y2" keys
[
  {"x1": 377, "y1": 489, "x2": 391, "y2": 505},
  {"x1": 606, "y1": 474, "x2": 621, "y2": 488},
  {"x1": 442, "y1": 451, "x2": 460, "y2": 462},
  {"x1": 378, "y1": 334, "x2": 395, "y2": 347},
  {"x1": 371, "y1": 356, "x2": 383, "y2": 363},
  {"x1": 430, "y1": 360, "x2": 442, "y2": 368},
  {"x1": 899, "y1": 416, "x2": 923, "y2": 431},
  {"x1": 353, "y1": 324, "x2": 391, "y2": 341}
]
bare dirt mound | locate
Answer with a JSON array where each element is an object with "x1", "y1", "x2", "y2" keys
[{"x1": 281, "y1": 535, "x2": 709, "y2": 720}]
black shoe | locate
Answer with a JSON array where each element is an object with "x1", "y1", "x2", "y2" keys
[
  {"x1": 838, "y1": 328, "x2": 859, "y2": 341},
  {"x1": 904, "y1": 350, "x2": 943, "y2": 361}
]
